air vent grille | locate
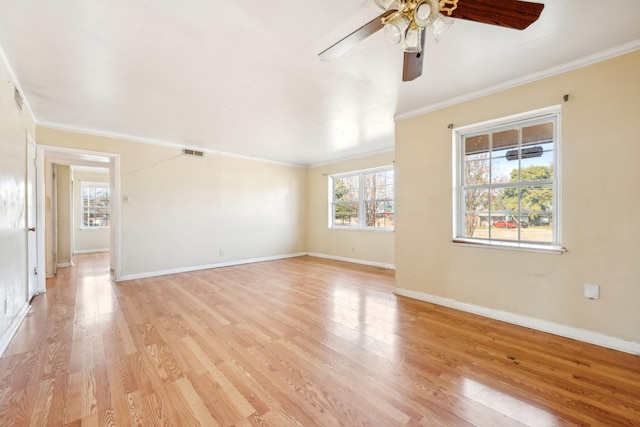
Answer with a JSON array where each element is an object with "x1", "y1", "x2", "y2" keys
[
  {"x1": 14, "y1": 86, "x2": 23, "y2": 110},
  {"x1": 182, "y1": 149, "x2": 204, "y2": 157}
]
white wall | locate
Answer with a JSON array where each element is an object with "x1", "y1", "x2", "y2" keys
[
  {"x1": 0, "y1": 51, "x2": 36, "y2": 353},
  {"x1": 72, "y1": 169, "x2": 110, "y2": 253},
  {"x1": 395, "y1": 51, "x2": 640, "y2": 351},
  {"x1": 306, "y1": 150, "x2": 395, "y2": 268},
  {"x1": 36, "y1": 127, "x2": 308, "y2": 279}
]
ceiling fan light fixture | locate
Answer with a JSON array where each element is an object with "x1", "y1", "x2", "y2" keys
[
  {"x1": 413, "y1": 0, "x2": 440, "y2": 28},
  {"x1": 403, "y1": 27, "x2": 423, "y2": 52},
  {"x1": 429, "y1": 13, "x2": 454, "y2": 42},
  {"x1": 383, "y1": 13, "x2": 410, "y2": 45}
]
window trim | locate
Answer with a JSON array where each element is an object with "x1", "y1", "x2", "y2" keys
[
  {"x1": 80, "y1": 181, "x2": 110, "y2": 230},
  {"x1": 452, "y1": 105, "x2": 563, "y2": 252},
  {"x1": 328, "y1": 165, "x2": 395, "y2": 231}
]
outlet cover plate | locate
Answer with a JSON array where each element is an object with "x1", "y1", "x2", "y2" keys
[{"x1": 584, "y1": 283, "x2": 600, "y2": 299}]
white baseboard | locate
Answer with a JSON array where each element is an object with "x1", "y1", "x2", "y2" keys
[
  {"x1": 307, "y1": 252, "x2": 395, "y2": 270},
  {"x1": 118, "y1": 252, "x2": 308, "y2": 282},
  {"x1": 394, "y1": 288, "x2": 640, "y2": 355},
  {"x1": 0, "y1": 302, "x2": 31, "y2": 357},
  {"x1": 56, "y1": 262, "x2": 73, "y2": 268},
  {"x1": 74, "y1": 249, "x2": 110, "y2": 254}
]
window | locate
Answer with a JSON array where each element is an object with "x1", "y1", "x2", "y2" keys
[
  {"x1": 330, "y1": 167, "x2": 394, "y2": 230},
  {"x1": 81, "y1": 182, "x2": 110, "y2": 228},
  {"x1": 453, "y1": 107, "x2": 561, "y2": 249}
]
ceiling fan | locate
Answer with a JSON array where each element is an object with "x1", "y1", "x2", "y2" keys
[{"x1": 319, "y1": 0, "x2": 545, "y2": 82}]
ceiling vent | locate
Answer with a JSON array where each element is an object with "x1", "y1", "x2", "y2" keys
[
  {"x1": 182, "y1": 149, "x2": 204, "y2": 157},
  {"x1": 14, "y1": 86, "x2": 23, "y2": 110}
]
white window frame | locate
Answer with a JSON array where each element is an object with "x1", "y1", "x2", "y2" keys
[
  {"x1": 452, "y1": 106, "x2": 564, "y2": 253},
  {"x1": 81, "y1": 182, "x2": 110, "y2": 229},
  {"x1": 329, "y1": 166, "x2": 394, "y2": 231}
]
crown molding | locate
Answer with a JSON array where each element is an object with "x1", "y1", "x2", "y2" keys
[{"x1": 396, "y1": 39, "x2": 640, "y2": 121}]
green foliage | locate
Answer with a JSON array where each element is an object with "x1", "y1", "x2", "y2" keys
[{"x1": 503, "y1": 165, "x2": 553, "y2": 213}]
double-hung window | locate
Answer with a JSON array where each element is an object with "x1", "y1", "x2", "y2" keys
[
  {"x1": 81, "y1": 182, "x2": 110, "y2": 228},
  {"x1": 330, "y1": 167, "x2": 394, "y2": 230},
  {"x1": 453, "y1": 107, "x2": 561, "y2": 249}
]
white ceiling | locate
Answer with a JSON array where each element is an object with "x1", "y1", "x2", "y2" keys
[{"x1": 1, "y1": 1, "x2": 639, "y2": 166}]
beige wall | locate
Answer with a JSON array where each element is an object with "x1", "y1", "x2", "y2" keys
[
  {"x1": 54, "y1": 165, "x2": 72, "y2": 267},
  {"x1": 395, "y1": 51, "x2": 640, "y2": 345},
  {"x1": 37, "y1": 127, "x2": 307, "y2": 278},
  {"x1": 73, "y1": 169, "x2": 110, "y2": 253},
  {"x1": 0, "y1": 56, "x2": 36, "y2": 348},
  {"x1": 306, "y1": 150, "x2": 395, "y2": 267}
]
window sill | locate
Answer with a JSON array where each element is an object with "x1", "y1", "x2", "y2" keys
[
  {"x1": 330, "y1": 227, "x2": 394, "y2": 233},
  {"x1": 80, "y1": 227, "x2": 110, "y2": 231},
  {"x1": 453, "y1": 238, "x2": 565, "y2": 254}
]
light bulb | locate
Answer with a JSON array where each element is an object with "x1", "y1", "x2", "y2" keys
[
  {"x1": 413, "y1": 0, "x2": 440, "y2": 28},
  {"x1": 403, "y1": 27, "x2": 423, "y2": 53},
  {"x1": 430, "y1": 14, "x2": 454, "y2": 42},
  {"x1": 383, "y1": 14, "x2": 410, "y2": 45}
]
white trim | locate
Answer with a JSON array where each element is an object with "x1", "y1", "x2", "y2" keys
[
  {"x1": 308, "y1": 147, "x2": 395, "y2": 168},
  {"x1": 74, "y1": 249, "x2": 110, "y2": 254},
  {"x1": 118, "y1": 253, "x2": 308, "y2": 282},
  {"x1": 118, "y1": 252, "x2": 395, "y2": 282},
  {"x1": 307, "y1": 252, "x2": 395, "y2": 270},
  {"x1": 37, "y1": 123, "x2": 306, "y2": 168},
  {"x1": 37, "y1": 145, "x2": 122, "y2": 287},
  {"x1": 451, "y1": 106, "x2": 561, "y2": 248},
  {"x1": 396, "y1": 40, "x2": 640, "y2": 121},
  {"x1": 56, "y1": 262, "x2": 73, "y2": 268},
  {"x1": 394, "y1": 288, "x2": 640, "y2": 356},
  {"x1": 0, "y1": 303, "x2": 31, "y2": 357},
  {"x1": 452, "y1": 239, "x2": 565, "y2": 254}
]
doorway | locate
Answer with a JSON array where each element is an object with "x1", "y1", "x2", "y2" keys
[{"x1": 36, "y1": 145, "x2": 121, "y2": 292}]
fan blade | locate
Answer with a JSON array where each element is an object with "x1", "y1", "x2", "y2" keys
[
  {"x1": 319, "y1": 11, "x2": 394, "y2": 61},
  {"x1": 444, "y1": 0, "x2": 544, "y2": 30},
  {"x1": 402, "y1": 30, "x2": 426, "y2": 82}
]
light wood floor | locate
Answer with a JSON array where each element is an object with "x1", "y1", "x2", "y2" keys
[{"x1": 1, "y1": 254, "x2": 639, "y2": 426}]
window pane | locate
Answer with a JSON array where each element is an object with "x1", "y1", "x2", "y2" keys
[
  {"x1": 334, "y1": 202, "x2": 358, "y2": 226},
  {"x1": 464, "y1": 156, "x2": 490, "y2": 186},
  {"x1": 365, "y1": 170, "x2": 393, "y2": 200},
  {"x1": 493, "y1": 128, "x2": 519, "y2": 151},
  {"x1": 82, "y1": 184, "x2": 110, "y2": 228},
  {"x1": 365, "y1": 201, "x2": 394, "y2": 228},
  {"x1": 520, "y1": 184, "x2": 553, "y2": 217},
  {"x1": 522, "y1": 122, "x2": 553, "y2": 145},
  {"x1": 490, "y1": 212, "x2": 519, "y2": 241},
  {"x1": 465, "y1": 134, "x2": 490, "y2": 155},
  {"x1": 334, "y1": 176, "x2": 359, "y2": 202},
  {"x1": 519, "y1": 141, "x2": 554, "y2": 180},
  {"x1": 492, "y1": 128, "x2": 519, "y2": 183}
]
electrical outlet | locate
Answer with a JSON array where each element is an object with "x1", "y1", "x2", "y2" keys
[{"x1": 584, "y1": 284, "x2": 600, "y2": 300}]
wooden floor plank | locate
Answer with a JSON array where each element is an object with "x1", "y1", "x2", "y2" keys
[{"x1": 0, "y1": 253, "x2": 639, "y2": 426}]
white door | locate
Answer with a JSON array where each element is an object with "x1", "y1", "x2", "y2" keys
[{"x1": 26, "y1": 133, "x2": 38, "y2": 299}]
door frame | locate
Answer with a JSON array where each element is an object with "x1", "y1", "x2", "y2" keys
[
  {"x1": 36, "y1": 145, "x2": 121, "y2": 292},
  {"x1": 26, "y1": 132, "x2": 38, "y2": 300}
]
